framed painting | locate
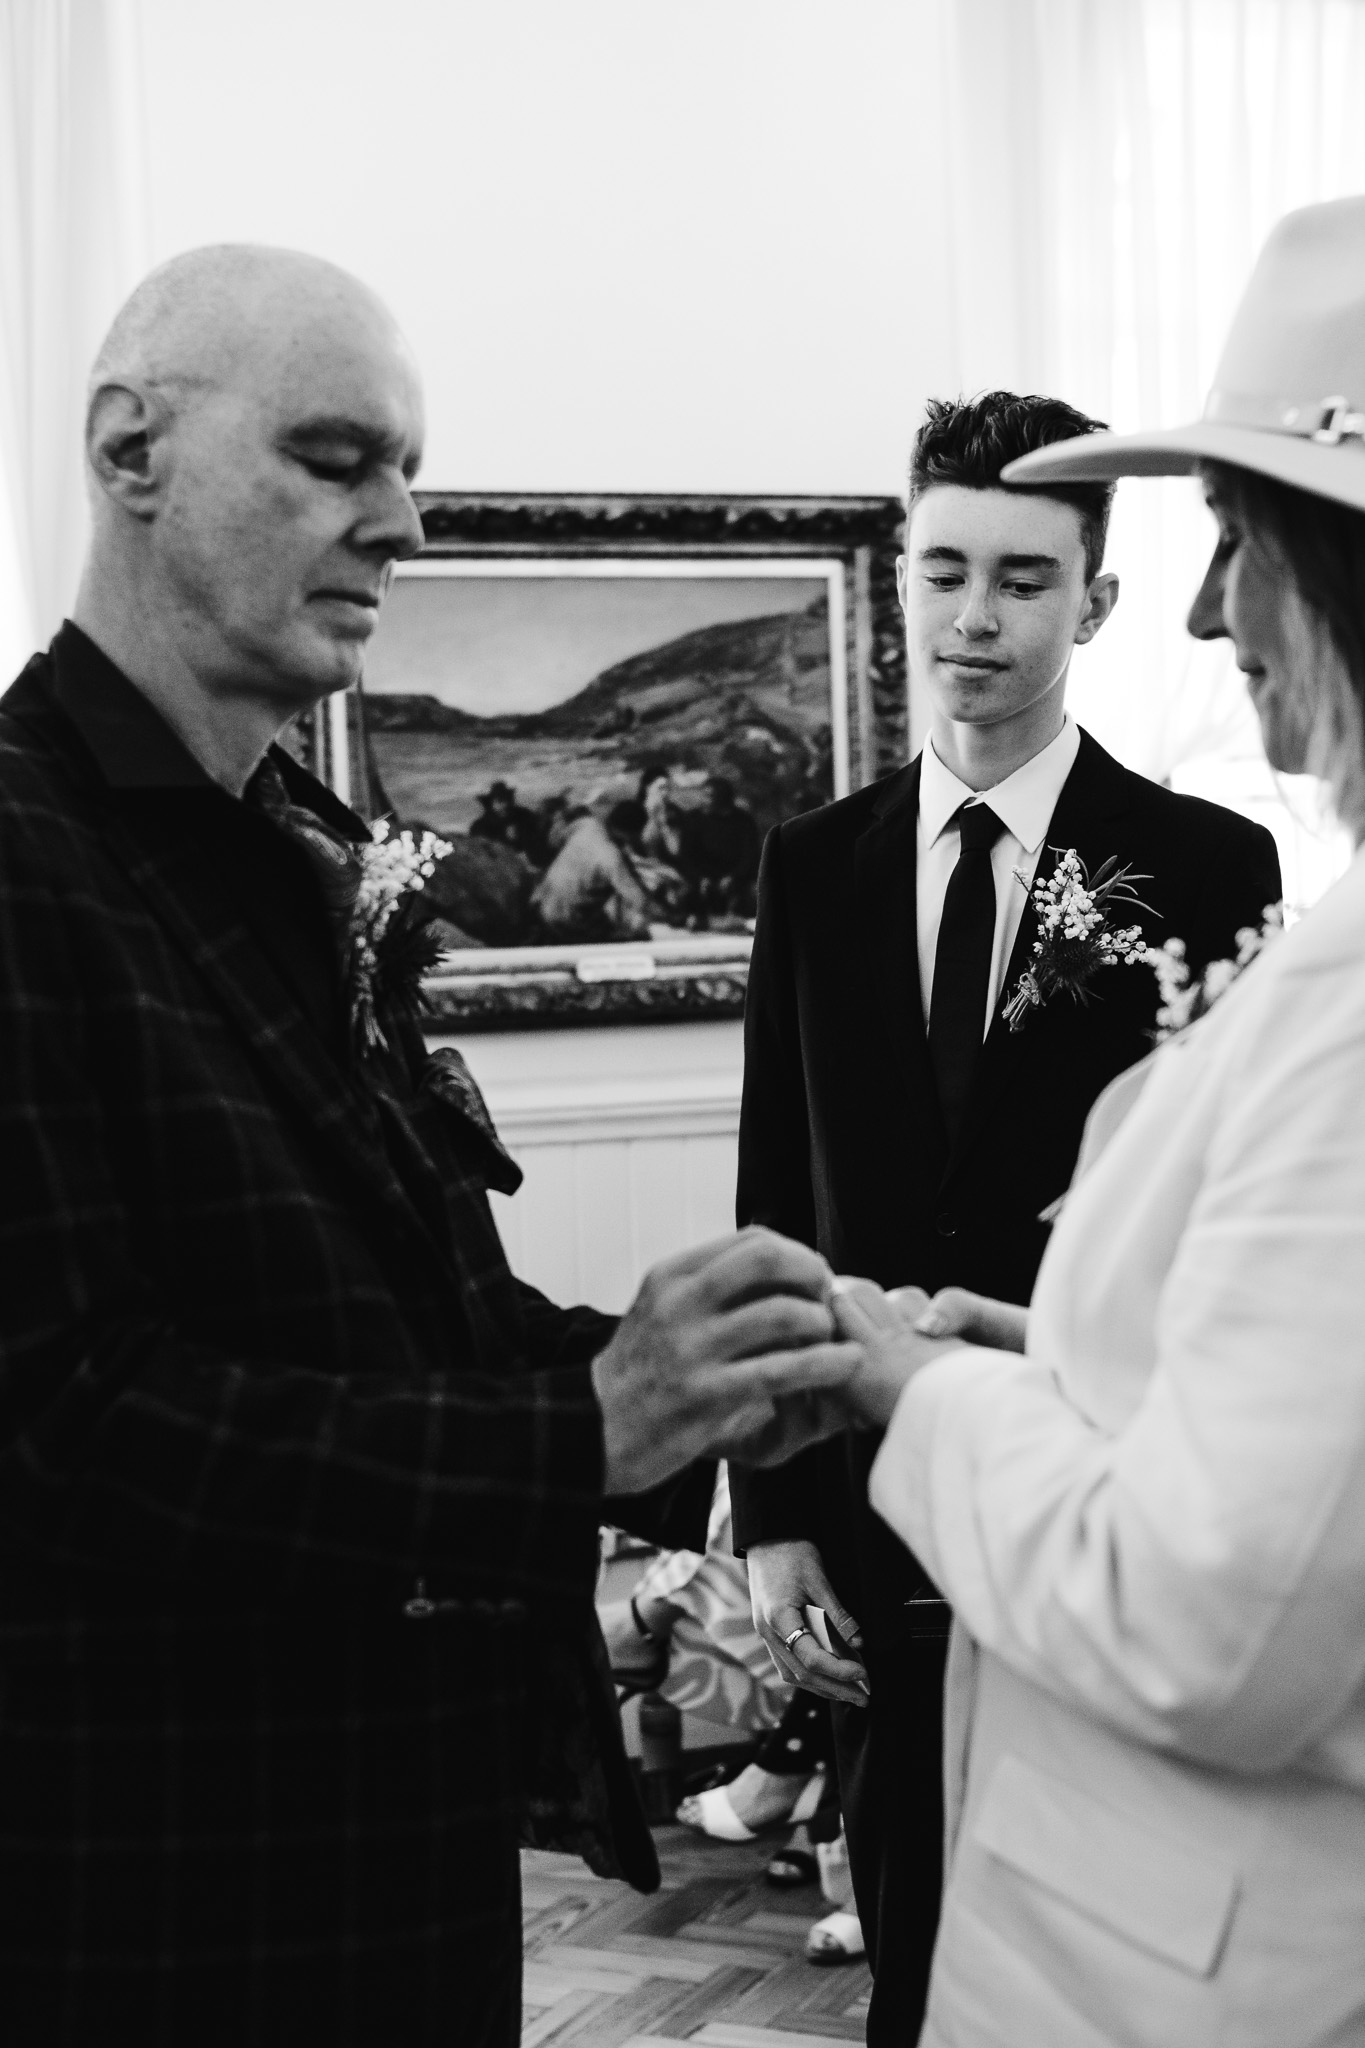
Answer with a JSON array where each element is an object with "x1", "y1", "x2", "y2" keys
[{"x1": 309, "y1": 492, "x2": 907, "y2": 1029}]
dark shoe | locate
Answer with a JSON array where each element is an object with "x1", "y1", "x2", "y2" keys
[{"x1": 765, "y1": 1846, "x2": 819, "y2": 1887}]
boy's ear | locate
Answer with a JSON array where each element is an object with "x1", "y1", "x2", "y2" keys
[
  {"x1": 1075, "y1": 571, "x2": 1119, "y2": 645},
  {"x1": 86, "y1": 382, "x2": 168, "y2": 521}
]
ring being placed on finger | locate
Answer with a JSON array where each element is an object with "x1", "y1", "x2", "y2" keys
[{"x1": 782, "y1": 1626, "x2": 811, "y2": 1651}]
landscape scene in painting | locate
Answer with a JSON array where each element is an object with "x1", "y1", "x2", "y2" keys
[{"x1": 355, "y1": 570, "x2": 836, "y2": 951}]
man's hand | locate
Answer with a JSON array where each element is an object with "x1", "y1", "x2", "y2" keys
[
  {"x1": 747, "y1": 1538, "x2": 870, "y2": 1707},
  {"x1": 590, "y1": 1227, "x2": 862, "y2": 1495}
]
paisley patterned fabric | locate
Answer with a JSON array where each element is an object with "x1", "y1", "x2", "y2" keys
[{"x1": 632, "y1": 1469, "x2": 792, "y2": 1733}]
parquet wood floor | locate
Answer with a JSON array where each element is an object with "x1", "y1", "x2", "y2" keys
[{"x1": 521, "y1": 1829, "x2": 870, "y2": 2045}]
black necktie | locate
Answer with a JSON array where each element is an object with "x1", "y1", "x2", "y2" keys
[{"x1": 928, "y1": 802, "x2": 1005, "y2": 1142}]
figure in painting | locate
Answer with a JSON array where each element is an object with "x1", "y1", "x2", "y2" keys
[
  {"x1": 680, "y1": 774, "x2": 761, "y2": 923},
  {"x1": 639, "y1": 761, "x2": 686, "y2": 864},
  {"x1": 531, "y1": 805, "x2": 657, "y2": 940},
  {"x1": 467, "y1": 778, "x2": 549, "y2": 867}
]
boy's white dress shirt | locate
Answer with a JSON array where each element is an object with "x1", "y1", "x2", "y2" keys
[{"x1": 916, "y1": 716, "x2": 1081, "y2": 1034}]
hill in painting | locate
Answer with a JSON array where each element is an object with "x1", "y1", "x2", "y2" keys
[{"x1": 362, "y1": 597, "x2": 835, "y2": 840}]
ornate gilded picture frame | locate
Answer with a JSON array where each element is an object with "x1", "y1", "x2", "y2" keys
[{"x1": 310, "y1": 492, "x2": 907, "y2": 1030}]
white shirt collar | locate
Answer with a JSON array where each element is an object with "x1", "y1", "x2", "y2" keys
[{"x1": 919, "y1": 716, "x2": 1081, "y2": 854}]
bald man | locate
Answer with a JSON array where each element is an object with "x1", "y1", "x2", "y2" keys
[{"x1": 0, "y1": 246, "x2": 861, "y2": 2046}]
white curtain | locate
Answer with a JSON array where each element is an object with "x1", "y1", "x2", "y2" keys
[
  {"x1": 908, "y1": 0, "x2": 1365, "y2": 906},
  {"x1": 0, "y1": 0, "x2": 150, "y2": 686}
]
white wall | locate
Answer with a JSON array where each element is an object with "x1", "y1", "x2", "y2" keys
[
  {"x1": 137, "y1": 0, "x2": 937, "y2": 1307},
  {"x1": 129, "y1": 1, "x2": 1358, "y2": 1304},
  {"x1": 140, "y1": 0, "x2": 939, "y2": 499},
  {"x1": 440, "y1": 1021, "x2": 744, "y2": 1315}
]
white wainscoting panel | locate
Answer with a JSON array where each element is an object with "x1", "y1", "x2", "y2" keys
[{"x1": 431, "y1": 1021, "x2": 744, "y2": 1315}]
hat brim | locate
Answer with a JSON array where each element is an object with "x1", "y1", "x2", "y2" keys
[{"x1": 1001, "y1": 421, "x2": 1365, "y2": 512}]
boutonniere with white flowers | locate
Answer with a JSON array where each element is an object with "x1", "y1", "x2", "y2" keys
[
  {"x1": 1002, "y1": 848, "x2": 1153, "y2": 1033},
  {"x1": 1144, "y1": 903, "x2": 1285, "y2": 1044},
  {"x1": 350, "y1": 819, "x2": 453, "y2": 1053}
]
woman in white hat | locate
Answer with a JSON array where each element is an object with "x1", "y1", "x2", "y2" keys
[{"x1": 838, "y1": 196, "x2": 1365, "y2": 2047}]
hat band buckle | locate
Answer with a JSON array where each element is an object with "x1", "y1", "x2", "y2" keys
[
  {"x1": 1205, "y1": 388, "x2": 1365, "y2": 446},
  {"x1": 1311, "y1": 398, "x2": 1365, "y2": 446}
]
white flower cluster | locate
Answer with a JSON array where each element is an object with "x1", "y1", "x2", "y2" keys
[
  {"x1": 352, "y1": 817, "x2": 453, "y2": 959},
  {"x1": 346, "y1": 819, "x2": 454, "y2": 1053},
  {"x1": 1030, "y1": 850, "x2": 1146, "y2": 964},
  {"x1": 1147, "y1": 903, "x2": 1284, "y2": 1040}
]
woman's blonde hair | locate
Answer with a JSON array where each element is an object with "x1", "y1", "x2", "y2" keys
[{"x1": 1204, "y1": 461, "x2": 1365, "y2": 840}]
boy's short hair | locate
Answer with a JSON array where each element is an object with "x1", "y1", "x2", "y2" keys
[{"x1": 908, "y1": 392, "x2": 1116, "y2": 583}]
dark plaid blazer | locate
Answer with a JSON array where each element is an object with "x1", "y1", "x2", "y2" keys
[{"x1": 0, "y1": 628, "x2": 705, "y2": 2047}]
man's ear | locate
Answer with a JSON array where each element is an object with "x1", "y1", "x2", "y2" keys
[
  {"x1": 85, "y1": 382, "x2": 168, "y2": 520},
  {"x1": 895, "y1": 553, "x2": 908, "y2": 611},
  {"x1": 1074, "y1": 571, "x2": 1119, "y2": 646}
]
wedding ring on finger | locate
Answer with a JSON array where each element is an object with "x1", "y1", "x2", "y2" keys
[{"x1": 782, "y1": 1625, "x2": 812, "y2": 1652}]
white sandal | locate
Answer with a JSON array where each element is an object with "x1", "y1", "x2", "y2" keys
[
  {"x1": 805, "y1": 1907, "x2": 865, "y2": 1965},
  {"x1": 674, "y1": 1783, "x2": 756, "y2": 1840},
  {"x1": 675, "y1": 1763, "x2": 826, "y2": 1841}
]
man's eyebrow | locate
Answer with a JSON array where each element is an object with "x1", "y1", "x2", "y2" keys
[
  {"x1": 916, "y1": 545, "x2": 1063, "y2": 571},
  {"x1": 283, "y1": 416, "x2": 402, "y2": 455}
]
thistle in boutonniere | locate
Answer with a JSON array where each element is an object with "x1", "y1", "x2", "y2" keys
[
  {"x1": 1002, "y1": 848, "x2": 1153, "y2": 1033},
  {"x1": 1145, "y1": 903, "x2": 1285, "y2": 1043},
  {"x1": 350, "y1": 819, "x2": 453, "y2": 1053}
]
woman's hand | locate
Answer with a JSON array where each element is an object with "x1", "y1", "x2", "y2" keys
[
  {"x1": 829, "y1": 1278, "x2": 963, "y2": 1428},
  {"x1": 913, "y1": 1288, "x2": 1029, "y2": 1353}
]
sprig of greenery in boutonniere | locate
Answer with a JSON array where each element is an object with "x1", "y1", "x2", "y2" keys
[
  {"x1": 350, "y1": 820, "x2": 453, "y2": 1053},
  {"x1": 1002, "y1": 848, "x2": 1154, "y2": 1033},
  {"x1": 1144, "y1": 903, "x2": 1285, "y2": 1043}
]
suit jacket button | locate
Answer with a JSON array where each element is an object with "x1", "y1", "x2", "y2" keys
[{"x1": 935, "y1": 1209, "x2": 957, "y2": 1237}]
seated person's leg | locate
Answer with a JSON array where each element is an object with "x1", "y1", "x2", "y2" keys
[
  {"x1": 805, "y1": 1819, "x2": 865, "y2": 1966},
  {"x1": 677, "y1": 1691, "x2": 830, "y2": 1837}
]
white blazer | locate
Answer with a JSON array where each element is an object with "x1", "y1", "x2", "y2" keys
[{"x1": 870, "y1": 851, "x2": 1365, "y2": 2048}]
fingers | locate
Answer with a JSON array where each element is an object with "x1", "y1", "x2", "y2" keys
[
  {"x1": 801, "y1": 1574, "x2": 864, "y2": 1655},
  {"x1": 638, "y1": 1229, "x2": 762, "y2": 1285},
  {"x1": 708, "y1": 1341, "x2": 863, "y2": 1404},
  {"x1": 886, "y1": 1285, "x2": 933, "y2": 1325},
  {"x1": 829, "y1": 1276, "x2": 901, "y2": 1337},
  {"x1": 750, "y1": 1549, "x2": 869, "y2": 1702},
  {"x1": 788, "y1": 1633, "x2": 871, "y2": 1705},
  {"x1": 691, "y1": 1227, "x2": 834, "y2": 1312},
  {"x1": 914, "y1": 1287, "x2": 1028, "y2": 1350},
  {"x1": 628, "y1": 1225, "x2": 822, "y2": 1305},
  {"x1": 762, "y1": 1604, "x2": 869, "y2": 1705},
  {"x1": 761, "y1": 1605, "x2": 810, "y2": 1686},
  {"x1": 913, "y1": 1286, "x2": 980, "y2": 1337},
  {"x1": 707, "y1": 1292, "x2": 835, "y2": 1363},
  {"x1": 832, "y1": 1281, "x2": 935, "y2": 1341},
  {"x1": 834, "y1": 1320, "x2": 948, "y2": 1430}
]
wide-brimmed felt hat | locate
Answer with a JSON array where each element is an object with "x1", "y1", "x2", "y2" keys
[{"x1": 1002, "y1": 195, "x2": 1365, "y2": 512}]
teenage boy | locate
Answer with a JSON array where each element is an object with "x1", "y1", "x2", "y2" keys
[{"x1": 730, "y1": 391, "x2": 1282, "y2": 2042}]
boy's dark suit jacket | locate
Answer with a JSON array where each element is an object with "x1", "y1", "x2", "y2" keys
[
  {"x1": 731, "y1": 729, "x2": 1282, "y2": 2043},
  {"x1": 0, "y1": 628, "x2": 712, "y2": 2048}
]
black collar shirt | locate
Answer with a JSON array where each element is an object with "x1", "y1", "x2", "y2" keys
[{"x1": 47, "y1": 620, "x2": 362, "y2": 1064}]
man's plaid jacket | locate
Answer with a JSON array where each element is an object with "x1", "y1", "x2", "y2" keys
[{"x1": 0, "y1": 626, "x2": 703, "y2": 2045}]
